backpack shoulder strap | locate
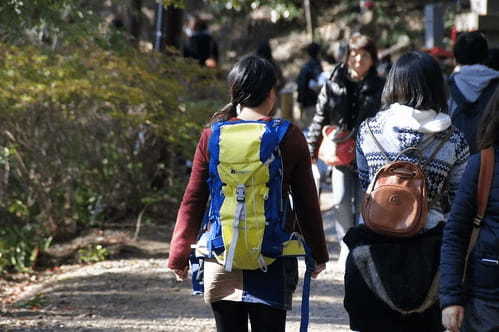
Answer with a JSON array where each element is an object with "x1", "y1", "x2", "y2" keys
[
  {"x1": 470, "y1": 148, "x2": 495, "y2": 243},
  {"x1": 476, "y1": 147, "x2": 496, "y2": 219},
  {"x1": 463, "y1": 147, "x2": 495, "y2": 281},
  {"x1": 270, "y1": 118, "x2": 291, "y2": 143},
  {"x1": 422, "y1": 129, "x2": 452, "y2": 168},
  {"x1": 475, "y1": 78, "x2": 499, "y2": 113},
  {"x1": 260, "y1": 119, "x2": 290, "y2": 160},
  {"x1": 207, "y1": 121, "x2": 227, "y2": 163},
  {"x1": 482, "y1": 78, "x2": 499, "y2": 99},
  {"x1": 448, "y1": 75, "x2": 468, "y2": 107}
]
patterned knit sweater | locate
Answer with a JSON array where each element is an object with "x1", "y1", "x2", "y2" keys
[{"x1": 356, "y1": 103, "x2": 470, "y2": 230}]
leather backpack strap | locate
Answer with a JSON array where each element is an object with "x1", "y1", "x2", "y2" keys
[
  {"x1": 475, "y1": 147, "x2": 495, "y2": 220},
  {"x1": 422, "y1": 130, "x2": 451, "y2": 168},
  {"x1": 463, "y1": 147, "x2": 495, "y2": 281}
]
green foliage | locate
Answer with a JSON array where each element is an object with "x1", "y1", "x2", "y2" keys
[
  {"x1": 0, "y1": 1, "x2": 228, "y2": 275},
  {"x1": 0, "y1": 0, "x2": 100, "y2": 46},
  {"x1": 0, "y1": 225, "x2": 52, "y2": 273},
  {"x1": 163, "y1": 0, "x2": 302, "y2": 21},
  {"x1": 162, "y1": 0, "x2": 187, "y2": 7},
  {"x1": 0, "y1": 39, "x2": 225, "y2": 242},
  {"x1": 77, "y1": 244, "x2": 108, "y2": 264}
]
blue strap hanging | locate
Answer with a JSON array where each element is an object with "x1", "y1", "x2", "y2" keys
[
  {"x1": 189, "y1": 254, "x2": 204, "y2": 295},
  {"x1": 300, "y1": 243, "x2": 316, "y2": 332}
]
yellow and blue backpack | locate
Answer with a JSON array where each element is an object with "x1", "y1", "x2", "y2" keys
[
  {"x1": 196, "y1": 119, "x2": 307, "y2": 269},
  {"x1": 192, "y1": 119, "x2": 314, "y2": 331},
  {"x1": 191, "y1": 119, "x2": 315, "y2": 331}
]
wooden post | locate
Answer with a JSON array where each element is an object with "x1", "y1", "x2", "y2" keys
[
  {"x1": 164, "y1": 5, "x2": 184, "y2": 49},
  {"x1": 304, "y1": 0, "x2": 314, "y2": 42},
  {"x1": 129, "y1": 0, "x2": 143, "y2": 46},
  {"x1": 424, "y1": 3, "x2": 445, "y2": 48},
  {"x1": 280, "y1": 90, "x2": 295, "y2": 123},
  {"x1": 153, "y1": 3, "x2": 165, "y2": 51}
]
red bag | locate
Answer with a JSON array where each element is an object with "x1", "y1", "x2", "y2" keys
[{"x1": 318, "y1": 125, "x2": 355, "y2": 166}]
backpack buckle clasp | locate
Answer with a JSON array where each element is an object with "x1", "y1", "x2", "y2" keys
[{"x1": 236, "y1": 184, "x2": 245, "y2": 202}]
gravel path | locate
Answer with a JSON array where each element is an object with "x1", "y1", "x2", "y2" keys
[{"x1": 0, "y1": 191, "x2": 350, "y2": 331}]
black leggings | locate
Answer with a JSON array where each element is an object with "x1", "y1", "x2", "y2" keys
[{"x1": 211, "y1": 300, "x2": 287, "y2": 332}]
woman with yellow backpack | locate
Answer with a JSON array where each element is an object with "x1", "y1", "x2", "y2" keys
[{"x1": 168, "y1": 55, "x2": 328, "y2": 332}]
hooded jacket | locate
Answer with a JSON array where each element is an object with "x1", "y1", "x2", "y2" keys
[
  {"x1": 448, "y1": 64, "x2": 499, "y2": 153},
  {"x1": 440, "y1": 148, "x2": 499, "y2": 309}
]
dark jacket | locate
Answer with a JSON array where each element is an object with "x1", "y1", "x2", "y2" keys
[
  {"x1": 183, "y1": 31, "x2": 218, "y2": 66},
  {"x1": 296, "y1": 58, "x2": 323, "y2": 108},
  {"x1": 440, "y1": 147, "x2": 499, "y2": 309},
  {"x1": 448, "y1": 67, "x2": 499, "y2": 154},
  {"x1": 344, "y1": 225, "x2": 445, "y2": 332},
  {"x1": 306, "y1": 63, "x2": 384, "y2": 157}
]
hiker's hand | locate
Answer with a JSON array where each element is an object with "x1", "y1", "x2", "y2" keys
[
  {"x1": 442, "y1": 305, "x2": 464, "y2": 332},
  {"x1": 312, "y1": 263, "x2": 326, "y2": 279},
  {"x1": 172, "y1": 266, "x2": 189, "y2": 282}
]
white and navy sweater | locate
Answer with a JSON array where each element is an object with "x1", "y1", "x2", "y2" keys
[{"x1": 356, "y1": 103, "x2": 470, "y2": 230}]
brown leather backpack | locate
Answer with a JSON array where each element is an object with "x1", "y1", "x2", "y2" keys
[{"x1": 362, "y1": 124, "x2": 450, "y2": 237}]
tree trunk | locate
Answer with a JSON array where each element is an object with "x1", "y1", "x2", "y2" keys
[
  {"x1": 129, "y1": 0, "x2": 143, "y2": 46},
  {"x1": 164, "y1": 5, "x2": 184, "y2": 50},
  {"x1": 304, "y1": 0, "x2": 314, "y2": 42}
]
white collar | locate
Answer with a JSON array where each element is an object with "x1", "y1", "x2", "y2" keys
[{"x1": 383, "y1": 103, "x2": 451, "y2": 134}]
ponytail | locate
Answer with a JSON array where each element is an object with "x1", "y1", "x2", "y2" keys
[
  {"x1": 207, "y1": 55, "x2": 276, "y2": 126},
  {"x1": 207, "y1": 101, "x2": 237, "y2": 126}
]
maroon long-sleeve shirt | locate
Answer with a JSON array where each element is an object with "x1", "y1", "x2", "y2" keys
[{"x1": 168, "y1": 120, "x2": 329, "y2": 270}]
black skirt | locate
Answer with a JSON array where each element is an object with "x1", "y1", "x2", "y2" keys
[{"x1": 343, "y1": 224, "x2": 445, "y2": 332}]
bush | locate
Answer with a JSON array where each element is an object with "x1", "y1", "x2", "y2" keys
[
  {"x1": 77, "y1": 244, "x2": 109, "y2": 264},
  {"x1": 0, "y1": 38, "x2": 226, "y2": 273},
  {"x1": 0, "y1": 225, "x2": 52, "y2": 274}
]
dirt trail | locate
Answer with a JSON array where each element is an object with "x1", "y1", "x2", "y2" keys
[{"x1": 0, "y1": 191, "x2": 350, "y2": 332}]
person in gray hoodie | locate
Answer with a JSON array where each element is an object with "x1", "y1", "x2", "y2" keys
[{"x1": 448, "y1": 31, "x2": 499, "y2": 153}]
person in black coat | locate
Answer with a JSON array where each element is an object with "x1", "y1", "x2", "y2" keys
[
  {"x1": 183, "y1": 16, "x2": 219, "y2": 67},
  {"x1": 440, "y1": 88, "x2": 499, "y2": 332},
  {"x1": 255, "y1": 40, "x2": 285, "y2": 93},
  {"x1": 296, "y1": 42, "x2": 324, "y2": 128},
  {"x1": 306, "y1": 33, "x2": 385, "y2": 267}
]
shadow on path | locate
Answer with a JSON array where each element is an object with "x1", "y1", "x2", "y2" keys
[{"x1": 2, "y1": 188, "x2": 349, "y2": 331}]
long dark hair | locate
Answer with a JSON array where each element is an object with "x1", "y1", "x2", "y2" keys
[
  {"x1": 478, "y1": 87, "x2": 499, "y2": 149},
  {"x1": 382, "y1": 51, "x2": 447, "y2": 113},
  {"x1": 209, "y1": 55, "x2": 276, "y2": 124}
]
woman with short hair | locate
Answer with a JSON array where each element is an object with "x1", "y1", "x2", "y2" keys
[
  {"x1": 307, "y1": 33, "x2": 385, "y2": 267},
  {"x1": 345, "y1": 51, "x2": 469, "y2": 332}
]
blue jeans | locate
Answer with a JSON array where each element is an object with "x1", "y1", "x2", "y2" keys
[{"x1": 331, "y1": 166, "x2": 359, "y2": 245}]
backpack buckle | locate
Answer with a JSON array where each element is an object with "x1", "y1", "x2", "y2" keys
[{"x1": 236, "y1": 184, "x2": 245, "y2": 202}]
